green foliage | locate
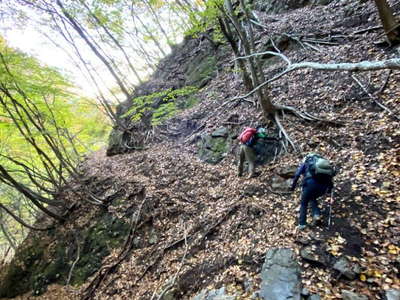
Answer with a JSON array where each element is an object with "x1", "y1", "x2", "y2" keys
[
  {"x1": 0, "y1": 38, "x2": 109, "y2": 164},
  {"x1": 122, "y1": 86, "x2": 199, "y2": 125},
  {"x1": 152, "y1": 102, "x2": 178, "y2": 125},
  {"x1": 0, "y1": 38, "x2": 110, "y2": 250},
  {"x1": 185, "y1": 0, "x2": 224, "y2": 42}
]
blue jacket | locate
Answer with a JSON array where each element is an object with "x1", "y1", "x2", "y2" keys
[{"x1": 291, "y1": 162, "x2": 333, "y2": 192}]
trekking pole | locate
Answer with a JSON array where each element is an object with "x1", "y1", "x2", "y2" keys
[{"x1": 327, "y1": 190, "x2": 333, "y2": 228}]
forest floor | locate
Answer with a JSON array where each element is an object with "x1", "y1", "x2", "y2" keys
[{"x1": 3, "y1": 1, "x2": 400, "y2": 299}]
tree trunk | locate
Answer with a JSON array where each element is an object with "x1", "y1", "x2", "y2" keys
[
  {"x1": 218, "y1": 17, "x2": 253, "y2": 91},
  {"x1": 224, "y1": 0, "x2": 277, "y2": 117},
  {"x1": 374, "y1": 0, "x2": 400, "y2": 44},
  {"x1": 56, "y1": 0, "x2": 131, "y2": 98},
  {"x1": 0, "y1": 221, "x2": 17, "y2": 249},
  {"x1": 142, "y1": 0, "x2": 174, "y2": 46},
  {"x1": 0, "y1": 166, "x2": 65, "y2": 221},
  {"x1": 79, "y1": 0, "x2": 144, "y2": 85},
  {"x1": 0, "y1": 203, "x2": 52, "y2": 231},
  {"x1": 132, "y1": 13, "x2": 167, "y2": 57}
]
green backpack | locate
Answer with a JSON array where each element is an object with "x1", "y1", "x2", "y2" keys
[{"x1": 305, "y1": 154, "x2": 335, "y2": 182}]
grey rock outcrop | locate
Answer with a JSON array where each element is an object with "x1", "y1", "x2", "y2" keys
[
  {"x1": 342, "y1": 290, "x2": 368, "y2": 300},
  {"x1": 333, "y1": 257, "x2": 360, "y2": 280},
  {"x1": 259, "y1": 248, "x2": 301, "y2": 300},
  {"x1": 192, "y1": 287, "x2": 235, "y2": 300},
  {"x1": 300, "y1": 246, "x2": 327, "y2": 266},
  {"x1": 197, "y1": 127, "x2": 232, "y2": 164},
  {"x1": 385, "y1": 289, "x2": 400, "y2": 300}
]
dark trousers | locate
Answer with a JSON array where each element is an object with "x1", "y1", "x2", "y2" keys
[{"x1": 299, "y1": 179, "x2": 328, "y2": 225}]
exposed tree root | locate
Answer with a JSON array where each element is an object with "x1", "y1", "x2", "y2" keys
[{"x1": 269, "y1": 104, "x2": 344, "y2": 152}]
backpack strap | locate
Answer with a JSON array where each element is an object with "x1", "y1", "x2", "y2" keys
[{"x1": 304, "y1": 155, "x2": 318, "y2": 180}]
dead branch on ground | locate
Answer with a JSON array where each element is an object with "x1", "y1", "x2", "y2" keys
[
  {"x1": 351, "y1": 74, "x2": 399, "y2": 120},
  {"x1": 229, "y1": 51, "x2": 400, "y2": 150}
]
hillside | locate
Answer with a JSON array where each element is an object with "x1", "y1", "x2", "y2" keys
[{"x1": 1, "y1": 1, "x2": 400, "y2": 299}]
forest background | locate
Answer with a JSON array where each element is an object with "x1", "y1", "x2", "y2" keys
[{"x1": 0, "y1": 0, "x2": 202, "y2": 259}]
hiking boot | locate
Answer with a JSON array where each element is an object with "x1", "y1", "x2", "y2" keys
[
  {"x1": 311, "y1": 215, "x2": 322, "y2": 226},
  {"x1": 297, "y1": 225, "x2": 307, "y2": 231}
]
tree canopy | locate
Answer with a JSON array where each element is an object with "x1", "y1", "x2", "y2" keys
[{"x1": 0, "y1": 37, "x2": 109, "y2": 252}]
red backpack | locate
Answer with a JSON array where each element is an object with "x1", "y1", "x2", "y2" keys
[{"x1": 239, "y1": 127, "x2": 257, "y2": 145}]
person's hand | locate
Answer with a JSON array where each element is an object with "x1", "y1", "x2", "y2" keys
[{"x1": 328, "y1": 194, "x2": 334, "y2": 204}]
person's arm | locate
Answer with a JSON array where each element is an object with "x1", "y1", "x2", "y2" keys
[
  {"x1": 264, "y1": 136, "x2": 281, "y2": 141},
  {"x1": 291, "y1": 163, "x2": 306, "y2": 191}
]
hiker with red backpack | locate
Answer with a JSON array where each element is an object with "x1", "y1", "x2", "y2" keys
[
  {"x1": 291, "y1": 153, "x2": 335, "y2": 230},
  {"x1": 238, "y1": 126, "x2": 277, "y2": 178}
]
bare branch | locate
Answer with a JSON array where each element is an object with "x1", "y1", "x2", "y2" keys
[
  {"x1": 233, "y1": 50, "x2": 291, "y2": 65},
  {"x1": 67, "y1": 233, "x2": 81, "y2": 286},
  {"x1": 233, "y1": 56, "x2": 400, "y2": 101},
  {"x1": 351, "y1": 74, "x2": 399, "y2": 119}
]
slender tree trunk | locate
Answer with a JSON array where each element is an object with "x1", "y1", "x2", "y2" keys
[
  {"x1": 0, "y1": 221, "x2": 17, "y2": 249},
  {"x1": 79, "y1": 0, "x2": 144, "y2": 84},
  {"x1": 374, "y1": 0, "x2": 400, "y2": 44},
  {"x1": 0, "y1": 166, "x2": 65, "y2": 221},
  {"x1": 224, "y1": 0, "x2": 276, "y2": 117},
  {"x1": 134, "y1": 13, "x2": 167, "y2": 57},
  {"x1": 143, "y1": 0, "x2": 174, "y2": 46},
  {"x1": 0, "y1": 203, "x2": 52, "y2": 231},
  {"x1": 56, "y1": 0, "x2": 130, "y2": 97},
  {"x1": 218, "y1": 17, "x2": 253, "y2": 91}
]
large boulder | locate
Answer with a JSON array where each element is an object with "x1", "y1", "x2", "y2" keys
[
  {"x1": 259, "y1": 248, "x2": 302, "y2": 300},
  {"x1": 253, "y1": 137, "x2": 280, "y2": 165},
  {"x1": 107, "y1": 128, "x2": 126, "y2": 156},
  {"x1": 197, "y1": 127, "x2": 232, "y2": 164}
]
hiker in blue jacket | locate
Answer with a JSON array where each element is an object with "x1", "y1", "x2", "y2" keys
[{"x1": 291, "y1": 153, "x2": 334, "y2": 230}]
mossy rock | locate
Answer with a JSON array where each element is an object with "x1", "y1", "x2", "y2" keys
[
  {"x1": 185, "y1": 55, "x2": 217, "y2": 88},
  {"x1": 70, "y1": 213, "x2": 130, "y2": 285},
  {"x1": 0, "y1": 237, "x2": 46, "y2": 298},
  {"x1": 107, "y1": 128, "x2": 125, "y2": 156},
  {"x1": 0, "y1": 212, "x2": 130, "y2": 298},
  {"x1": 253, "y1": 137, "x2": 281, "y2": 165},
  {"x1": 197, "y1": 128, "x2": 232, "y2": 164}
]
